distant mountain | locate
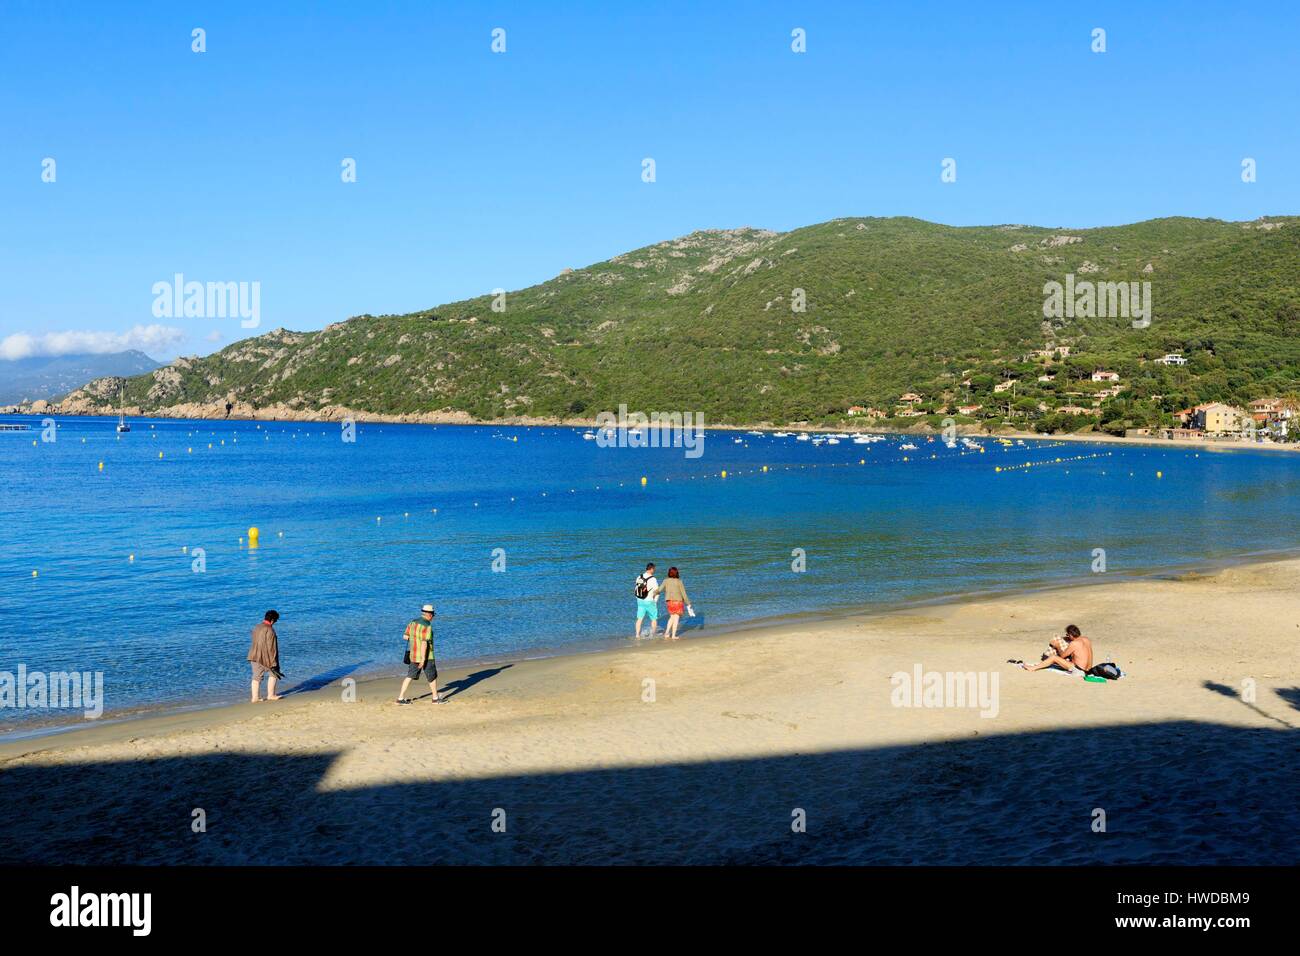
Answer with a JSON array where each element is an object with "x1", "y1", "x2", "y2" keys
[
  {"x1": 0, "y1": 350, "x2": 161, "y2": 405},
  {"x1": 51, "y1": 216, "x2": 1300, "y2": 432}
]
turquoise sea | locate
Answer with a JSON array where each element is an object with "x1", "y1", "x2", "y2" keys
[{"x1": 2, "y1": 414, "x2": 1299, "y2": 731}]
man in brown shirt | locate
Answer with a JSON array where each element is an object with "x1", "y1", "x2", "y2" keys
[{"x1": 247, "y1": 610, "x2": 282, "y2": 702}]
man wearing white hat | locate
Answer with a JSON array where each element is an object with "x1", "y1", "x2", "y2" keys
[{"x1": 396, "y1": 603, "x2": 441, "y2": 705}]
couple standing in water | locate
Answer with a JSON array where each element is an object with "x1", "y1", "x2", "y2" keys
[{"x1": 633, "y1": 562, "x2": 694, "y2": 640}]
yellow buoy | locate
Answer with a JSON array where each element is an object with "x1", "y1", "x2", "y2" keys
[
  {"x1": 721, "y1": 470, "x2": 727, "y2": 479},
  {"x1": 98, "y1": 461, "x2": 104, "y2": 472},
  {"x1": 248, "y1": 526, "x2": 259, "y2": 548},
  {"x1": 762, "y1": 465, "x2": 769, "y2": 472},
  {"x1": 640, "y1": 476, "x2": 647, "y2": 486},
  {"x1": 128, "y1": 554, "x2": 135, "y2": 562},
  {"x1": 159, "y1": 452, "x2": 164, "y2": 459},
  {"x1": 32, "y1": 570, "x2": 38, "y2": 578},
  {"x1": 1156, "y1": 471, "x2": 1163, "y2": 478}
]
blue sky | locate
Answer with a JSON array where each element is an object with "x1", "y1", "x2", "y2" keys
[{"x1": 0, "y1": 0, "x2": 1296, "y2": 360}]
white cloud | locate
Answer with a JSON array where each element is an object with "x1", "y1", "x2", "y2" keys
[
  {"x1": 0, "y1": 324, "x2": 187, "y2": 360},
  {"x1": 206, "y1": 330, "x2": 223, "y2": 343}
]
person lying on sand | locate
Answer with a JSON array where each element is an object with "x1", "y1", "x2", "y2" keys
[{"x1": 1020, "y1": 624, "x2": 1092, "y2": 672}]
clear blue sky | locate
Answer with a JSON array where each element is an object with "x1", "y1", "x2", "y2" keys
[{"x1": 1, "y1": 0, "x2": 1296, "y2": 360}]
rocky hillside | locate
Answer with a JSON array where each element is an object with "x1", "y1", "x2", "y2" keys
[{"x1": 51, "y1": 216, "x2": 1300, "y2": 430}]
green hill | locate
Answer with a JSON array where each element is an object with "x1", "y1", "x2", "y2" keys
[{"x1": 57, "y1": 216, "x2": 1300, "y2": 433}]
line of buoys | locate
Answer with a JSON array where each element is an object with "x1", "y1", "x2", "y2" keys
[{"x1": 995, "y1": 451, "x2": 1114, "y2": 474}]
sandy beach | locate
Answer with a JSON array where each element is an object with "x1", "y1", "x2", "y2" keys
[{"x1": 2, "y1": 560, "x2": 1297, "y2": 865}]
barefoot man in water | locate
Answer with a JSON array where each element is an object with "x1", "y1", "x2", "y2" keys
[{"x1": 248, "y1": 610, "x2": 282, "y2": 702}]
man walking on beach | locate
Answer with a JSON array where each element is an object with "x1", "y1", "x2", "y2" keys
[
  {"x1": 397, "y1": 603, "x2": 441, "y2": 705},
  {"x1": 634, "y1": 562, "x2": 660, "y2": 639},
  {"x1": 248, "y1": 610, "x2": 282, "y2": 702}
]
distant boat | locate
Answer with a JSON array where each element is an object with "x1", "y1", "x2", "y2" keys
[
  {"x1": 0, "y1": 422, "x2": 32, "y2": 433},
  {"x1": 900, "y1": 442, "x2": 918, "y2": 450},
  {"x1": 774, "y1": 431, "x2": 792, "y2": 437},
  {"x1": 582, "y1": 431, "x2": 596, "y2": 440},
  {"x1": 796, "y1": 433, "x2": 810, "y2": 442},
  {"x1": 826, "y1": 437, "x2": 840, "y2": 445},
  {"x1": 115, "y1": 382, "x2": 131, "y2": 433}
]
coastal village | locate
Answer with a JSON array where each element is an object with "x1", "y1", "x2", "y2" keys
[{"x1": 845, "y1": 344, "x2": 1298, "y2": 445}]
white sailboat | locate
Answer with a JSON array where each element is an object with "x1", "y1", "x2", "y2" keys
[{"x1": 116, "y1": 382, "x2": 131, "y2": 433}]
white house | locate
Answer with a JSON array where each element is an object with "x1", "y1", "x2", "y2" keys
[
  {"x1": 1155, "y1": 354, "x2": 1188, "y2": 366},
  {"x1": 1091, "y1": 370, "x2": 1120, "y2": 382}
]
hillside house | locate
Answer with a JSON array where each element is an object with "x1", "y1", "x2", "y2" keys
[{"x1": 1192, "y1": 402, "x2": 1247, "y2": 434}]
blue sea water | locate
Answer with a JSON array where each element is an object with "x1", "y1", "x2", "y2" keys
[{"x1": 2, "y1": 415, "x2": 1299, "y2": 730}]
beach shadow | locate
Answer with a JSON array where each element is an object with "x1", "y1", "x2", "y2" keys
[
  {"x1": 282, "y1": 661, "x2": 373, "y2": 696},
  {"x1": 677, "y1": 612, "x2": 705, "y2": 632},
  {"x1": 438, "y1": 665, "x2": 514, "y2": 701},
  {"x1": 1276, "y1": 687, "x2": 1300, "y2": 712},
  {"x1": 1202, "y1": 679, "x2": 1296, "y2": 729},
  {"x1": 1, "y1": 718, "x2": 1295, "y2": 866}
]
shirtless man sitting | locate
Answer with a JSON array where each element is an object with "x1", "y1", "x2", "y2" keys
[{"x1": 1022, "y1": 624, "x2": 1093, "y2": 673}]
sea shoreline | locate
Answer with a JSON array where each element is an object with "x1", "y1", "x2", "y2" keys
[
  {"x1": 3, "y1": 555, "x2": 1297, "y2": 864},
  {"x1": 5, "y1": 406, "x2": 1295, "y2": 455},
  {"x1": 6, "y1": 544, "x2": 1299, "y2": 752}
]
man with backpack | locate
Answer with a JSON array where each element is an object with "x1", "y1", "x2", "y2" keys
[{"x1": 633, "y1": 562, "x2": 660, "y2": 639}]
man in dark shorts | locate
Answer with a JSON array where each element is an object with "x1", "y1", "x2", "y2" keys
[{"x1": 396, "y1": 603, "x2": 441, "y2": 705}]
